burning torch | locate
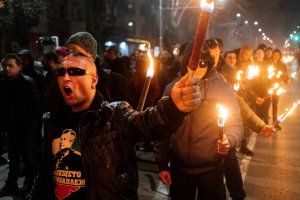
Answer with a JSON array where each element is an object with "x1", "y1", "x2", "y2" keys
[
  {"x1": 216, "y1": 104, "x2": 228, "y2": 140},
  {"x1": 137, "y1": 43, "x2": 154, "y2": 112},
  {"x1": 187, "y1": 0, "x2": 214, "y2": 78},
  {"x1": 233, "y1": 70, "x2": 243, "y2": 92},
  {"x1": 273, "y1": 101, "x2": 300, "y2": 130}
]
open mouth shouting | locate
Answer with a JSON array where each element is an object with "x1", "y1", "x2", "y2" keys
[{"x1": 63, "y1": 86, "x2": 73, "y2": 97}]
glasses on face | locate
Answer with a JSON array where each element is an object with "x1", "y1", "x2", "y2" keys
[
  {"x1": 57, "y1": 67, "x2": 93, "y2": 77},
  {"x1": 198, "y1": 60, "x2": 209, "y2": 68}
]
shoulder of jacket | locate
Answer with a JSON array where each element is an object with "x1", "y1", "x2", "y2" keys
[
  {"x1": 106, "y1": 101, "x2": 131, "y2": 109},
  {"x1": 21, "y1": 73, "x2": 34, "y2": 82},
  {"x1": 103, "y1": 68, "x2": 112, "y2": 75}
]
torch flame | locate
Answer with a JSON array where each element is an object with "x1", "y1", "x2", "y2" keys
[
  {"x1": 276, "y1": 88, "x2": 286, "y2": 96},
  {"x1": 268, "y1": 83, "x2": 281, "y2": 95},
  {"x1": 276, "y1": 71, "x2": 283, "y2": 79},
  {"x1": 236, "y1": 70, "x2": 243, "y2": 81},
  {"x1": 268, "y1": 65, "x2": 275, "y2": 79},
  {"x1": 146, "y1": 46, "x2": 154, "y2": 78},
  {"x1": 200, "y1": 0, "x2": 214, "y2": 13},
  {"x1": 291, "y1": 72, "x2": 297, "y2": 79},
  {"x1": 247, "y1": 65, "x2": 259, "y2": 80},
  {"x1": 268, "y1": 88, "x2": 274, "y2": 95},
  {"x1": 216, "y1": 104, "x2": 228, "y2": 127},
  {"x1": 233, "y1": 83, "x2": 240, "y2": 91},
  {"x1": 277, "y1": 101, "x2": 300, "y2": 122}
]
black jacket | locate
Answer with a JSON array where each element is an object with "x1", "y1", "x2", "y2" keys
[
  {"x1": 96, "y1": 68, "x2": 134, "y2": 105},
  {"x1": 28, "y1": 91, "x2": 187, "y2": 200},
  {"x1": 0, "y1": 73, "x2": 41, "y2": 133}
]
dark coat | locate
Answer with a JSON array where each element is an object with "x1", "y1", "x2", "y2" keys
[
  {"x1": 156, "y1": 69, "x2": 242, "y2": 174},
  {"x1": 109, "y1": 57, "x2": 129, "y2": 78},
  {"x1": 42, "y1": 69, "x2": 64, "y2": 113},
  {"x1": 96, "y1": 68, "x2": 134, "y2": 105},
  {"x1": 0, "y1": 73, "x2": 41, "y2": 134},
  {"x1": 28, "y1": 92, "x2": 187, "y2": 200}
]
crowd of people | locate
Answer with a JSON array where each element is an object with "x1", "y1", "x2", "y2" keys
[{"x1": 0, "y1": 31, "x2": 295, "y2": 200}]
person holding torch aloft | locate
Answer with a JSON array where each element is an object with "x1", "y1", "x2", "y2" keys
[
  {"x1": 155, "y1": 42, "x2": 243, "y2": 200},
  {"x1": 26, "y1": 32, "x2": 203, "y2": 200}
]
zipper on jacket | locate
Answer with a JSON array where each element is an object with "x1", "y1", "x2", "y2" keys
[{"x1": 188, "y1": 79, "x2": 207, "y2": 164}]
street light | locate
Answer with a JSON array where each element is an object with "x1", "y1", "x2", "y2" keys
[
  {"x1": 128, "y1": 22, "x2": 133, "y2": 27},
  {"x1": 254, "y1": 21, "x2": 258, "y2": 26},
  {"x1": 159, "y1": 0, "x2": 163, "y2": 51}
]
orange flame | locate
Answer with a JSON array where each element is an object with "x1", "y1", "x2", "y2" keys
[
  {"x1": 276, "y1": 88, "x2": 286, "y2": 96},
  {"x1": 247, "y1": 65, "x2": 259, "y2": 80},
  {"x1": 268, "y1": 65, "x2": 275, "y2": 79},
  {"x1": 216, "y1": 104, "x2": 228, "y2": 127},
  {"x1": 277, "y1": 101, "x2": 300, "y2": 122},
  {"x1": 146, "y1": 44, "x2": 154, "y2": 78},
  {"x1": 276, "y1": 71, "x2": 283, "y2": 79},
  {"x1": 233, "y1": 83, "x2": 240, "y2": 91}
]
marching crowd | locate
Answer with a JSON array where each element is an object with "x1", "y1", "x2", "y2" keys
[{"x1": 0, "y1": 31, "x2": 295, "y2": 200}]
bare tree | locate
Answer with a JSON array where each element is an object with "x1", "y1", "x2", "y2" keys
[
  {"x1": 85, "y1": 0, "x2": 121, "y2": 53},
  {"x1": 0, "y1": 0, "x2": 42, "y2": 48}
]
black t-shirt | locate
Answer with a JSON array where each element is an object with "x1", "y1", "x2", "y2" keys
[{"x1": 51, "y1": 111, "x2": 87, "y2": 200}]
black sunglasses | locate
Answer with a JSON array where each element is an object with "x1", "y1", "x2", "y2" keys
[{"x1": 57, "y1": 67, "x2": 93, "y2": 76}]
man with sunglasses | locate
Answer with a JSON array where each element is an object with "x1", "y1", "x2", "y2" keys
[
  {"x1": 26, "y1": 49, "x2": 201, "y2": 200},
  {"x1": 66, "y1": 32, "x2": 134, "y2": 105},
  {"x1": 155, "y1": 41, "x2": 243, "y2": 200}
]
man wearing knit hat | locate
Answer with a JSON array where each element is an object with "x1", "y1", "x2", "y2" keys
[
  {"x1": 66, "y1": 32, "x2": 134, "y2": 104},
  {"x1": 66, "y1": 32, "x2": 97, "y2": 59}
]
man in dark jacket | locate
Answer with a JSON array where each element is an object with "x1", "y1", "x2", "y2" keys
[
  {"x1": 156, "y1": 41, "x2": 243, "y2": 200},
  {"x1": 26, "y1": 47, "x2": 201, "y2": 199},
  {"x1": 17, "y1": 49, "x2": 44, "y2": 93},
  {"x1": 41, "y1": 52, "x2": 64, "y2": 113},
  {"x1": 0, "y1": 54, "x2": 42, "y2": 197},
  {"x1": 103, "y1": 46, "x2": 130, "y2": 79}
]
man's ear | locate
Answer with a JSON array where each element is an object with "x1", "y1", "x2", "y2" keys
[
  {"x1": 18, "y1": 64, "x2": 23, "y2": 71},
  {"x1": 91, "y1": 74, "x2": 98, "y2": 89}
]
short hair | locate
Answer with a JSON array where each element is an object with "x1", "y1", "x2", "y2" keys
[
  {"x1": 4, "y1": 54, "x2": 22, "y2": 66},
  {"x1": 105, "y1": 46, "x2": 119, "y2": 55},
  {"x1": 266, "y1": 47, "x2": 273, "y2": 51},
  {"x1": 205, "y1": 39, "x2": 219, "y2": 49},
  {"x1": 257, "y1": 43, "x2": 267, "y2": 51},
  {"x1": 238, "y1": 44, "x2": 253, "y2": 60},
  {"x1": 43, "y1": 52, "x2": 59, "y2": 64},
  {"x1": 224, "y1": 50, "x2": 236, "y2": 59},
  {"x1": 63, "y1": 51, "x2": 96, "y2": 73},
  {"x1": 273, "y1": 48, "x2": 282, "y2": 57}
]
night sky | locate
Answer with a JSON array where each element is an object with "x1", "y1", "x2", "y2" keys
[{"x1": 232, "y1": 0, "x2": 300, "y2": 47}]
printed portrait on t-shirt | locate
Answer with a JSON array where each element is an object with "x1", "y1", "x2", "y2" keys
[{"x1": 52, "y1": 128, "x2": 86, "y2": 200}]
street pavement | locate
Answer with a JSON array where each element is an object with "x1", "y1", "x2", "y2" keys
[
  {"x1": 242, "y1": 68, "x2": 300, "y2": 200},
  {"x1": 1, "y1": 67, "x2": 299, "y2": 200}
]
